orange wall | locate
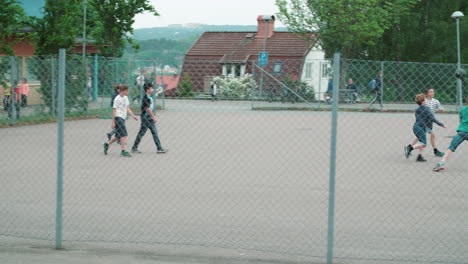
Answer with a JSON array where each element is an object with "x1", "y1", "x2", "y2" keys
[
  {"x1": 1, "y1": 36, "x2": 36, "y2": 56},
  {"x1": 2, "y1": 36, "x2": 101, "y2": 56}
]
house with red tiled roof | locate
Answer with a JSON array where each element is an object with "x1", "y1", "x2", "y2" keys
[
  {"x1": 155, "y1": 74, "x2": 180, "y2": 96},
  {"x1": 178, "y1": 15, "x2": 329, "y2": 100}
]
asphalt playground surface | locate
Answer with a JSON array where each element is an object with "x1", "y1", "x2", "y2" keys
[{"x1": 1, "y1": 100, "x2": 467, "y2": 264}]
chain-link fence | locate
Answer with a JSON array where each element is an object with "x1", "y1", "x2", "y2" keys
[{"x1": 0, "y1": 52, "x2": 466, "y2": 264}]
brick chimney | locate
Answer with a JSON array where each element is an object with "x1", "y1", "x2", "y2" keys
[{"x1": 257, "y1": 15, "x2": 275, "y2": 38}]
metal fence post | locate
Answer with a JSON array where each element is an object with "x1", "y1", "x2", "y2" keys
[
  {"x1": 455, "y1": 15, "x2": 463, "y2": 110},
  {"x1": 55, "y1": 49, "x2": 66, "y2": 249},
  {"x1": 93, "y1": 54, "x2": 99, "y2": 101},
  {"x1": 51, "y1": 57, "x2": 56, "y2": 115},
  {"x1": 9, "y1": 56, "x2": 18, "y2": 125},
  {"x1": 327, "y1": 51, "x2": 340, "y2": 264},
  {"x1": 251, "y1": 61, "x2": 255, "y2": 109},
  {"x1": 456, "y1": 78, "x2": 463, "y2": 110},
  {"x1": 381, "y1": 61, "x2": 385, "y2": 105}
]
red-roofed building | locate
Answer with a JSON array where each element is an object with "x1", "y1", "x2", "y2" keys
[
  {"x1": 155, "y1": 74, "x2": 180, "y2": 96},
  {"x1": 179, "y1": 15, "x2": 329, "y2": 99}
]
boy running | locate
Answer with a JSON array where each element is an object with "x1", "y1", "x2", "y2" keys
[
  {"x1": 103, "y1": 84, "x2": 139, "y2": 157},
  {"x1": 405, "y1": 93, "x2": 446, "y2": 162},
  {"x1": 433, "y1": 96, "x2": 468, "y2": 171},
  {"x1": 131, "y1": 83, "x2": 168, "y2": 154},
  {"x1": 410, "y1": 88, "x2": 445, "y2": 156}
]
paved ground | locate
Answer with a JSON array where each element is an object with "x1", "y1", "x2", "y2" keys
[{"x1": 1, "y1": 100, "x2": 466, "y2": 264}]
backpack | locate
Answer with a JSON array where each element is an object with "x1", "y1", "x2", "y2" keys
[{"x1": 369, "y1": 79, "x2": 377, "y2": 91}]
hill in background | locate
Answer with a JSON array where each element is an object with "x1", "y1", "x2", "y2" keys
[
  {"x1": 125, "y1": 25, "x2": 289, "y2": 66},
  {"x1": 132, "y1": 24, "x2": 288, "y2": 41}
]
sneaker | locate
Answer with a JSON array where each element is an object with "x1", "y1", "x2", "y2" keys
[
  {"x1": 157, "y1": 148, "x2": 168, "y2": 154},
  {"x1": 103, "y1": 142, "x2": 109, "y2": 155},
  {"x1": 416, "y1": 154, "x2": 427, "y2": 162},
  {"x1": 120, "y1": 150, "x2": 132, "y2": 157},
  {"x1": 433, "y1": 163, "x2": 445, "y2": 172},
  {"x1": 404, "y1": 145, "x2": 411, "y2": 159},
  {"x1": 106, "y1": 133, "x2": 112, "y2": 141},
  {"x1": 131, "y1": 149, "x2": 142, "y2": 153},
  {"x1": 434, "y1": 150, "x2": 445, "y2": 157}
]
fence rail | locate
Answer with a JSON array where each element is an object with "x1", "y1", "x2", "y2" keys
[{"x1": 0, "y1": 52, "x2": 466, "y2": 264}]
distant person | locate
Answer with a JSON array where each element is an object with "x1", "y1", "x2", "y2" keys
[
  {"x1": 119, "y1": 72, "x2": 128, "y2": 85},
  {"x1": 368, "y1": 72, "x2": 386, "y2": 111},
  {"x1": 133, "y1": 73, "x2": 145, "y2": 103},
  {"x1": 409, "y1": 88, "x2": 445, "y2": 157},
  {"x1": 2, "y1": 82, "x2": 11, "y2": 112},
  {"x1": 210, "y1": 82, "x2": 217, "y2": 101},
  {"x1": 433, "y1": 96, "x2": 468, "y2": 171},
  {"x1": 20, "y1": 78, "x2": 29, "y2": 107},
  {"x1": 103, "y1": 84, "x2": 139, "y2": 157},
  {"x1": 346, "y1": 78, "x2": 359, "y2": 103},
  {"x1": 131, "y1": 83, "x2": 168, "y2": 154},
  {"x1": 325, "y1": 78, "x2": 333, "y2": 104},
  {"x1": 405, "y1": 93, "x2": 446, "y2": 162}
]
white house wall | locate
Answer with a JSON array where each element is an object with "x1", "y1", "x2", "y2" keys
[{"x1": 301, "y1": 47, "x2": 330, "y2": 101}]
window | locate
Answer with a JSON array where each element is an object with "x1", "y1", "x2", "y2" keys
[
  {"x1": 233, "y1": 64, "x2": 241, "y2": 77},
  {"x1": 305, "y1": 63, "x2": 312, "y2": 79},
  {"x1": 273, "y1": 62, "x2": 282, "y2": 73},
  {"x1": 226, "y1": 65, "x2": 233, "y2": 76},
  {"x1": 223, "y1": 64, "x2": 245, "y2": 77},
  {"x1": 321, "y1": 63, "x2": 331, "y2": 78}
]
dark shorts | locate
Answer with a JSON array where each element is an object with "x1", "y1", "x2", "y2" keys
[
  {"x1": 115, "y1": 117, "x2": 128, "y2": 138},
  {"x1": 448, "y1": 131, "x2": 468, "y2": 152},
  {"x1": 413, "y1": 124, "x2": 427, "y2": 146}
]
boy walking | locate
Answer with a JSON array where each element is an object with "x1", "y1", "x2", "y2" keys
[
  {"x1": 405, "y1": 93, "x2": 446, "y2": 162},
  {"x1": 103, "y1": 84, "x2": 139, "y2": 157},
  {"x1": 433, "y1": 96, "x2": 468, "y2": 171},
  {"x1": 131, "y1": 83, "x2": 168, "y2": 154},
  {"x1": 368, "y1": 72, "x2": 386, "y2": 111}
]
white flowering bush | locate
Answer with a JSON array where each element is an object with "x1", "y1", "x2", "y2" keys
[{"x1": 212, "y1": 74, "x2": 257, "y2": 99}]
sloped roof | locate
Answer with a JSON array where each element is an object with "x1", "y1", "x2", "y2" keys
[
  {"x1": 155, "y1": 74, "x2": 180, "y2": 91},
  {"x1": 185, "y1": 31, "x2": 315, "y2": 61}
]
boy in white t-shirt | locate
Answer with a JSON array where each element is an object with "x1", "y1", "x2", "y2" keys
[
  {"x1": 408, "y1": 88, "x2": 445, "y2": 157},
  {"x1": 103, "y1": 84, "x2": 139, "y2": 157}
]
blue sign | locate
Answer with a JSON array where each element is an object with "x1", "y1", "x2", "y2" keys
[{"x1": 258, "y1": 52, "x2": 269, "y2": 66}]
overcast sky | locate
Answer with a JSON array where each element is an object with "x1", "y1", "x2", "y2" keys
[{"x1": 133, "y1": 0, "x2": 285, "y2": 28}]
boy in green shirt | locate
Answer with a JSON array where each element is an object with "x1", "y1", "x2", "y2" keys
[{"x1": 433, "y1": 96, "x2": 468, "y2": 171}]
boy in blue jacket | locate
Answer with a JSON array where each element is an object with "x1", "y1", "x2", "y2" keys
[{"x1": 405, "y1": 93, "x2": 446, "y2": 162}]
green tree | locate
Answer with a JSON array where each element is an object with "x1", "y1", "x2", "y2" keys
[
  {"x1": 27, "y1": 1, "x2": 87, "y2": 113},
  {"x1": 275, "y1": 0, "x2": 419, "y2": 58},
  {"x1": 0, "y1": 0, "x2": 26, "y2": 55},
  {"x1": 366, "y1": 0, "x2": 467, "y2": 63},
  {"x1": 89, "y1": 0, "x2": 158, "y2": 57},
  {"x1": 282, "y1": 74, "x2": 314, "y2": 103},
  {"x1": 31, "y1": 0, "x2": 82, "y2": 55},
  {"x1": 178, "y1": 74, "x2": 194, "y2": 97}
]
